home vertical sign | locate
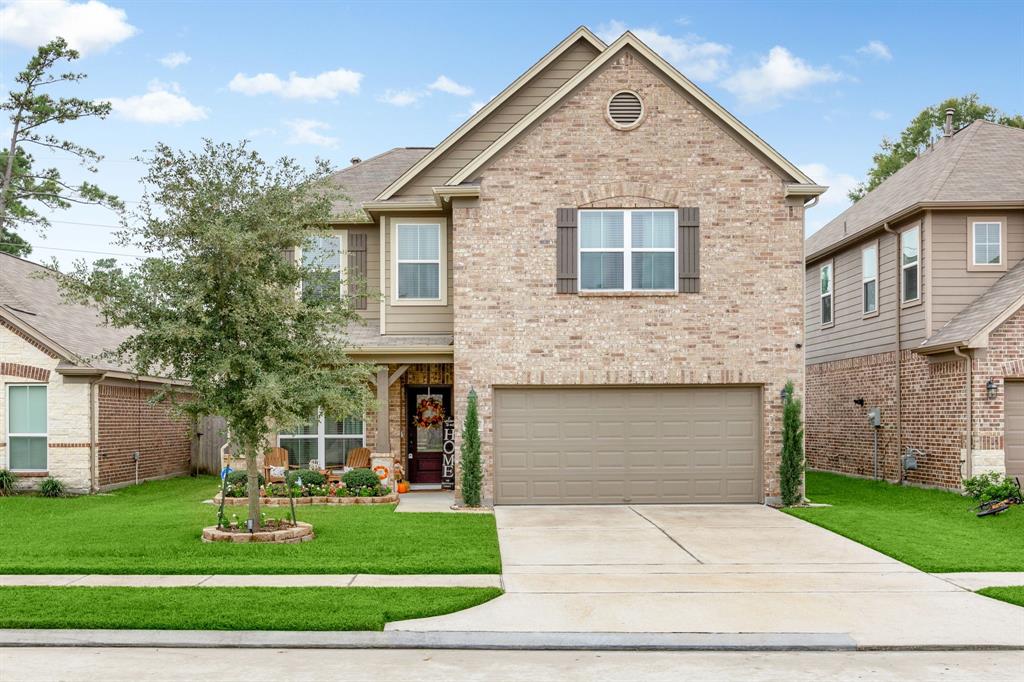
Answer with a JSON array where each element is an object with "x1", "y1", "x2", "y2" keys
[{"x1": 441, "y1": 416, "x2": 455, "y2": 490}]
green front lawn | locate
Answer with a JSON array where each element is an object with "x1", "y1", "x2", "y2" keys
[
  {"x1": 977, "y1": 586, "x2": 1024, "y2": 609},
  {"x1": 785, "y1": 472, "x2": 1024, "y2": 572},
  {"x1": 0, "y1": 476, "x2": 500, "y2": 574},
  {"x1": 0, "y1": 586, "x2": 501, "y2": 630}
]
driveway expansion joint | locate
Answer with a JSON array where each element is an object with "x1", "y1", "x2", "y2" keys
[{"x1": 628, "y1": 506, "x2": 704, "y2": 564}]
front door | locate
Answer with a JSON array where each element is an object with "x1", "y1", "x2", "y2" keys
[{"x1": 406, "y1": 386, "x2": 451, "y2": 484}]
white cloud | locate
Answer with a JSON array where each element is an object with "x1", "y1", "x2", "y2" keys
[
  {"x1": 379, "y1": 89, "x2": 424, "y2": 107},
  {"x1": 0, "y1": 0, "x2": 137, "y2": 55},
  {"x1": 284, "y1": 119, "x2": 338, "y2": 147},
  {"x1": 800, "y1": 162, "x2": 859, "y2": 235},
  {"x1": 428, "y1": 75, "x2": 473, "y2": 96},
  {"x1": 857, "y1": 40, "x2": 892, "y2": 61},
  {"x1": 159, "y1": 51, "x2": 190, "y2": 68},
  {"x1": 596, "y1": 20, "x2": 731, "y2": 81},
  {"x1": 721, "y1": 46, "x2": 841, "y2": 108},
  {"x1": 228, "y1": 68, "x2": 362, "y2": 100},
  {"x1": 104, "y1": 80, "x2": 207, "y2": 125},
  {"x1": 870, "y1": 109, "x2": 891, "y2": 121},
  {"x1": 246, "y1": 127, "x2": 276, "y2": 138}
]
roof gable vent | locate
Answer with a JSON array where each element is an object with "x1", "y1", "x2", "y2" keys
[{"x1": 607, "y1": 90, "x2": 644, "y2": 130}]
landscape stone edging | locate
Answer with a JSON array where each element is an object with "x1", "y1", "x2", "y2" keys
[
  {"x1": 201, "y1": 521, "x2": 315, "y2": 544},
  {"x1": 213, "y1": 492, "x2": 398, "y2": 507}
]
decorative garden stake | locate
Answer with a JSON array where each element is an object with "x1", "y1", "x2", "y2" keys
[
  {"x1": 217, "y1": 465, "x2": 231, "y2": 529},
  {"x1": 460, "y1": 388, "x2": 483, "y2": 507}
]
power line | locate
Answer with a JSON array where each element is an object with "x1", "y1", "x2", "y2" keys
[{"x1": 0, "y1": 242, "x2": 145, "y2": 258}]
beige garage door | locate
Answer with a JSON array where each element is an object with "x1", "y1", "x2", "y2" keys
[
  {"x1": 1006, "y1": 382, "x2": 1024, "y2": 481},
  {"x1": 494, "y1": 386, "x2": 761, "y2": 505}
]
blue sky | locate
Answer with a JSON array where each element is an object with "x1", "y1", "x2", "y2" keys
[{"x1": 1, "y1": 0, "x2": 1022, "y2": 268}]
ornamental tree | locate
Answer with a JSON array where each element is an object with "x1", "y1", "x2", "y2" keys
[
  {"x1": 460, "y1": 389, "x2": 482, "y2": 507},
  {"x1": 1, "y1": 38, "x2": 122, "y2": 255},
  {"x1": 58, "y1": 140, "x2": 375, "y2": 526},
  {"x1": 778, "y1": 381, "x2": 805, "y2": 507}
]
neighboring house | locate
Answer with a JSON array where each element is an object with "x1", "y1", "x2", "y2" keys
[
  {"x1": 804, "y1": 117, "x2": 1024, "y2": 489},
  {"x1": 0, "y1": 253, "x2": 192, "y2": 493},
  {"x1": 285, "y1": 27, "x2": 824, "y2": 505}
]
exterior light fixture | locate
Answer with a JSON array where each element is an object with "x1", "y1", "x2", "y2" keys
[
  {"x1": 780, "y1": 386, "x2": 791, "y2": 402},
  {"x1": 986, "y1": 379, "x2": 998, "y2": 399}
]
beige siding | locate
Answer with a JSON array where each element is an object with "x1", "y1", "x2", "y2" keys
[
  {"x1": 396, "y1": 39, "x2": 601, "y2": 196},
  {"x1": 929, "y1": 209, "x2": 1023, "y2": 334},
  {"x1": 805, "y1": 216, "x2": 927, "y2": 364},
  {"x1": 382, "y1": 216, "x2": 454, "y2": 335}
]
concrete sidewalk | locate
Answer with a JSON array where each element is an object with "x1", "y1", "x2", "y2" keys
[
  {"x1": 933, "y1": 572, "x2": 1024, "y2": 590},
  {"x1": 0, "y1": 574, "x2": 502, "y2": 588}
]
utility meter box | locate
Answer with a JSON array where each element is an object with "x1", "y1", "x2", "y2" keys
[{"x1": 867, "y1": 407, "x2": 881, "y2": 428}]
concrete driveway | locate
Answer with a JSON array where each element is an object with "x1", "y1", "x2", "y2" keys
[{"x1": 388, "y1": 505, "x2": 1024, "y2": 648}]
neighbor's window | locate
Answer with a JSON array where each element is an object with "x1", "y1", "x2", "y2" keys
[
  {"x1": 820, "y1": 262, "x2": 834, "y2": 326},
  {"x1": 396, "y1": 223, "x2": 441, "y2": 300},
  {"x1": 301, "y1": 234, "x2": 343, "y2": 302},
  {"x1": 862, "y1": 242, "x2": 878, "y2": 315},
  {"x1": 279, "y1": 413, "x2": 364, "y2": 468},
  {"x1": 901, "y1": 226, "x2": 920, "y2": 303},
  {"x1": 972, "y1": 221, "x2": 1003, "y2": 266},
  {"x1": 8, "y1": 385, "x2": 47, "y2": 471},
  {"x1": 579, "y1": 209, "x2": 676, "y2": 291}
]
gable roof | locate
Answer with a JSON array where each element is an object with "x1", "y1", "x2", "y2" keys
[
  {"x1": 0, "y1": 253, "x2": 174, "y2": 380},
  {"x1": 446, "y1": 30, "x2": 820, "y2": 190},
  {"x1": 807, "y1": 120, "x2": 1024, "y2": 262},
  {"x1": 918, "y1": 257, "x2": 1024, "y2": 354},
  {"x1": 376, "y1": 27, "x2": 606, "y2": 201},
  {"x1": 328, "y1": 147, "x2": 432, "y2": 220}
]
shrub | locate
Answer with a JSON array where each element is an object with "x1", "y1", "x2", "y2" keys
[
  {"x1": 287, "y1": 469, "x2": 325, "y2": 487},
  {"x1": 39, "y1": 477, "x2": 65, "y2": 498},
  {"x1": 342, "y1": 468, "x2": 379, "y2": 491},
  {"x1": 460, "y1": 388, "x2": 482, "y2": 507},
  {"x1": 0, "y1": 469, "x2": 17, "y2": 496},
  {"x1": 963, "y1": 472, "x2": 1021, "y2": 503},
  {"x1": 226, "y1": 470, "x2": 264, "y2": 488},
  {"x1": 778, "y1": 381, "x2": 804, "y2": 507}
]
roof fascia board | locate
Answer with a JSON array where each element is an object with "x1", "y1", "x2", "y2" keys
[
  {"x1": 448, "y1": 32, "x2": 816, "y2": 188},
  {"x1": 967, "y1": 292, "x2": 1024, "y2": 350},
  {"x1": 0, "y1": 308, "x2": 76, "y2": 362},
  {"x1": 375, "y1": 27, "x2": 606, "y2": 201},
  {"x1": 785, "y1": 184, "x2": 828, "y2": 197}
]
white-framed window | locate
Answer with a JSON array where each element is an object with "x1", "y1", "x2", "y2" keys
[
  {"x1": 278, "y1": 413, "x2": 365, "y2": 469},
  {"x1": 862, "y1": 241, "x2": 878, "y2": 316},
  {"x1": 392, "y1": 218, "x2": 446, "y2": 304},
  {"x1": 820, "y1": 261, "x2": 834, "y2": 327},
  {"x1": 901, "y1": 226, "x2": 920, "y2": 304},
  {"x1": 300, "y1": 233, "x2": 344, "y2": 302},
  {"x1": 7, "y1": 384, "x2": 47, "y2": 471},
  {"x1": 578, "y1": 209, "x2": 677, "y2": 292},
  {"x1": 969, "y1": 217, "x2": 1006, "y2": 271}
]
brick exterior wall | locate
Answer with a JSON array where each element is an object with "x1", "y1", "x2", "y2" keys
[
  {"x1": 97, "y1": 383, "x2": 192, "y2": 488},
  {"x1": 807, "y1": 307, "x2": 1024, "y2": 490},
  {"x1": 450, "y1": 48, "x2": 805, "y2": 503}
]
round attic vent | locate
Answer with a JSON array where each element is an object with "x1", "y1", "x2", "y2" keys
[{"x1": 607, "y1": 90, "x2": 644, "y2": 130}]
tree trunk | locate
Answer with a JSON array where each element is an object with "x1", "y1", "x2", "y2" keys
[{"x1": 246, "y1": 449, "x2": 260, "y2": 529}]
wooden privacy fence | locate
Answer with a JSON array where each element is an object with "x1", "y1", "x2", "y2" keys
[{"x1": 191, "y1": 414, "x2": 228, "y2": 475}]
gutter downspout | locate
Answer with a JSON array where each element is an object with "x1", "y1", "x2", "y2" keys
[
  {"x1": 88, "y1": 373, "x2": 106, "y2": 493},
  {"x1": 883, "y1": 223, "x2": 901, "y2": 482},
  {"x1": 953, "y1": 346, "x2": 973, "y2": 482}
]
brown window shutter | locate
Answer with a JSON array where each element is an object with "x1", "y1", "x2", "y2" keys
[
  {"x1": 347, "y1": 232, "x2": 368, "y2": 310},
  {"x1": 556, "y1": 208, "x2": 578, "y2": 294},
  {"x1": 678, "y1": 207, "x2": 700, "y2": 293}
]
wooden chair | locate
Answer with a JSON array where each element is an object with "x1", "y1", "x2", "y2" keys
[
  {"x1": 346, "y1": 447, "x2": 371, "y2": 470},
  {"x1": 263, "y1": 447, "x2": 290, "y2": 484}
]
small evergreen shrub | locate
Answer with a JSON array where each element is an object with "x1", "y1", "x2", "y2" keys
[
  {"x1": 963, "y1": 472, "x2": 1021, "y2": 503},
  {"x1": 342, "y1": 468, "x2": 379, "y2": 491},
  {"x1": 287, "y1": 469, "x2": 325, "y2": 487},
  {"x1": 778, "y1": 381, "x2": 805, "y2": 507},
  {"x1": 40, "y1": 477, "x2": 65, "y2": 498},
  {"x1": 226, "y1": 470, "x2": 264, "y2": 487},
  {"x1": 0, "y1": 469, "x2": 17, "y2": 496},
  {"x1": 460, "y1": 389, "x2": 482, "y2": 507}
]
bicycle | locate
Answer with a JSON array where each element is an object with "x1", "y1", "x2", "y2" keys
[{"x1": 974, "y1": 476, "x2": 1022, "y2": 517}]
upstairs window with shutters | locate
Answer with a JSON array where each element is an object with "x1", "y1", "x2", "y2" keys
[
  {"x1": 578, "y1": 209, "x2": 677, "y2": 292},
  {"x1": 300, "y1": 234, "x2": 343, "y2": 303}
]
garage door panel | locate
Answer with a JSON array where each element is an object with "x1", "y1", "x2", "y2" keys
[
  {"x1": 495, "y1": 386, "x2": 761, "y2": 504},
  {"x1": 1006, "y1": 382, "x2": 1024, "y2": 480}
]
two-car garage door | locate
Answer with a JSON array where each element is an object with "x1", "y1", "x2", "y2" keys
[{"x1": 493, "y1": 386, "x2": 761, "y2": 505}]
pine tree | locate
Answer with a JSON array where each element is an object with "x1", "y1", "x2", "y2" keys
[
  {"x1": 460, "y1": 389, "x2": 482, "y2": 507},
  {"x1": 779, "y1": 381, "x2": 805, "y2": 507}
]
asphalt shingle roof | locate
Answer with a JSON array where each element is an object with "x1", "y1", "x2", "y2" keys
[
  {"x1": 806, "y1": 121, "x2": 1024, "y2": 261},
  {"x1": 328, "y1": 147, "x2": 433, "y2": 219}
]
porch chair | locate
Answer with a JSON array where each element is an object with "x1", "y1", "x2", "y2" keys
[
  {"x1": 263, "y1": 447, "x2": 290, "y2": 485},
  {"x1": 346, "y1": 447, "x2": 371, "y2": 470}
]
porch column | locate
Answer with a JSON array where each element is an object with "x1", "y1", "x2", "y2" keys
[{"x1": 376, "y1": 367, "x2": 390, "y2": 453}]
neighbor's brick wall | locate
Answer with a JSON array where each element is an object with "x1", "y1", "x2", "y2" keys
[
  {"x1": 97, "y1": 383, "x2": 191, "y2": 488},
  {"x1": 451, "y1": 48, "x2": 805, "y2": 503},
  {"x1": 0, "y1": 325, "x2": 92, "y2": 492}
]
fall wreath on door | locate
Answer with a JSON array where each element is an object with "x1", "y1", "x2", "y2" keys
[{"x1": 414, "y1": 395, "x2": 445, "y2": 429}]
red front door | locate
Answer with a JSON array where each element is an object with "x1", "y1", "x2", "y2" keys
[{"x1": 406, "y1": 387, "x2": 451, "y2": 484}]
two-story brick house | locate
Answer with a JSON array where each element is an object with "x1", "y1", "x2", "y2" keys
[
  {"x1": 805, "y1": 117, "x2": 1024, "y2": 489},
  {"x1": 285, "y1": 27, "x2": 824, "y2": 505}
]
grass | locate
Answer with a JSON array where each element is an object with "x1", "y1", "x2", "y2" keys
[
  {"x1": 784, "y1": 471, "x2": 1024, "y2": 572},
  {"x1": 0, "y1": 586, "x2": 502, "y2": 630},
  {"x1": 977, "y1": 586, "x2": 1024, "y2": 609},
  {"x1": 0, "y1": 476, "x2": 500, "y2": 575}
]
